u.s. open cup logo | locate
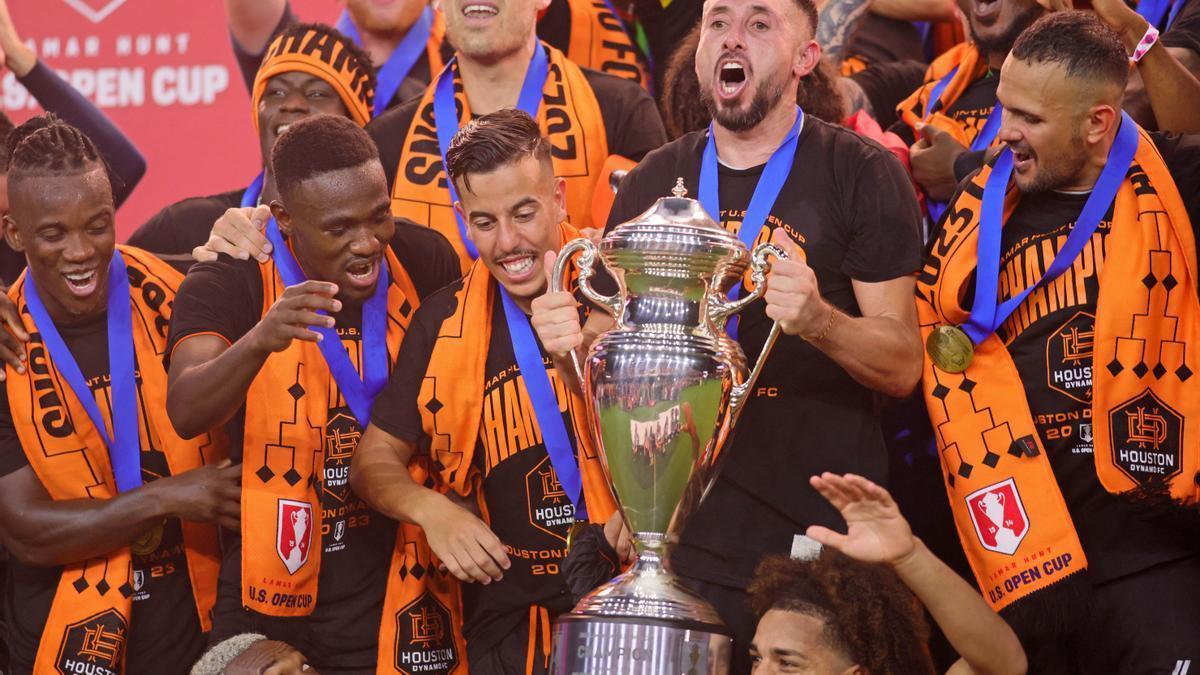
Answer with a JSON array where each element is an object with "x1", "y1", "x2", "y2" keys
[
  {"x1": 277, "y1": 499, "x2": 313, "y2": 574},
  {"x1": 965, "y1": 478, "x2": 1029, "y2": 555}
]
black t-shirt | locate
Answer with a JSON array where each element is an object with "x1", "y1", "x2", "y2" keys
[
  {"x1": 165, "y1": 221, "x2": 460, "y2": 669},
  {"x1": 846, "y1": 12, "x2": 926, "y2": 68},
  {"x1": 1164, "y1": 0, "x2": 1200, "y2": 53},
  {"x1": 370, "y1": 279, "x2": 587, "y2": 659},
  {"x1": 0, "y1": 314, "x2": 203, "y2": 674},
  {"x1": 367, "y1": 63, "x2": 667, "y2": 194},
  {"x1": 231, "y1": 3, "x2": 455, "y2": 112},
  {"x1": 985, "y1": 132, "x2": 1200, "y2": 583},
  {"x1": 127, "y1": 188, "x2": 245, "y2": 273},
  {"x1": 848, "y1": 58, "x2": 928, "y2": 130},
  {"x1": 603, "y1": 118, "x2": 924, "y2": 586},
  {"x1": 891, "y1": 69, "x2": 1000, "y2": 148}
]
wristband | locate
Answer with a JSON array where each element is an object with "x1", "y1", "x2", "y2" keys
[{"x1": 1131, "y1": 22, "x2": 1160, "y2": 64}]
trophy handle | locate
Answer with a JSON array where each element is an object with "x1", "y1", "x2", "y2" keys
[
  {"x1": 551, "y1": 237, "x2": 624, "y2": 384},
  {"x1": 716, "y1": 242, "x2": 788, "y2": 420}
]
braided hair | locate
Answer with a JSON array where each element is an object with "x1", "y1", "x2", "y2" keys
[{"x1": 6, "y1": 114, "x2": 105, "y2": 185}]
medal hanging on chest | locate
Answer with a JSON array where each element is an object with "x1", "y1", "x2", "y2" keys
[{"x1": 928, "y1": 112, "x2": 1139, "y2": 373}]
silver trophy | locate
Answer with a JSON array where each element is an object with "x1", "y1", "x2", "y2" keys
[{"x1": 549, "y1": 179, "x2": 785, "y2": 674}]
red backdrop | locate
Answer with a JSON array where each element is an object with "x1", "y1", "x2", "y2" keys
[{"x1": 2, "y1": 0, "x2": 335, "y2": 239}]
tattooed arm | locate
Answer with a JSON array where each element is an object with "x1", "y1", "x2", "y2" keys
[
  {"x1": 840, "y1": 76, "x2": 875, "y2": 117},
  {"x1": 816, "y1": 0, "x2": 873, "y2": 69}
]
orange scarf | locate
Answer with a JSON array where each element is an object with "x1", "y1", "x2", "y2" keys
[
  {"x1": 377, "y1": 223, "x2": 617, "y2": 673},
  {"x1": 240, "y1": 247, "x2": 420, "y2": 618},
  {"x1": 6, "y1": 246, "x2": 222, "y2": 674},
  {"x1": 916, "y1": 126, "x2": 1200, "y2": 612},
  {"x1": 896, "y1": 42, "x2": 992, "y2": 148},
  {"x1": 391, "y1": 43, "x2": 611, "y2": 271},
  {"x1": 561, "y1": 0, "x2": 650, "y2": 90}
]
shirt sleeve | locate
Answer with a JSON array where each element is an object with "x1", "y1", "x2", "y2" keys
[
  {"x1": 17, "y1": 61, "x2": 146, "y2": 209},
  {"x1": 1164, "y1": 0, "x2": 1200, "y2": 53},
  {"x1": 369, "y1": 287, "x2": 457, "y2": 442},
  {"x1": 166, "y1": 258, "x2": 262, "y2": 361},
  {"x1": 0, "y1": 387, "x2": 29, "y2": 478},
  {"x1": 231, "y1": 2, "x2": 298, "y2": 92},
  {"x1": 842, "y1": 140, "x2": 924, "y2": 282},
  {"x1": 589, "y1": 72, "x2": 669, "y2": 162}
]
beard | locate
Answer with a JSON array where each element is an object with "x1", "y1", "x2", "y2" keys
[
  {"x1": 1016, "y1": 133, "x2": 1088, "y2": 195},
  {"x1": 700, "y1": 71, "x2": 788, "y2": 133},
  {"x1": 971, "y1": 4, "x2": 1043, "y2": 59}
]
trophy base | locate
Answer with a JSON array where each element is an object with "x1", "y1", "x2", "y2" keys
[{"x1": 550, "y1": 614, "x2": 732, "y2": 675}]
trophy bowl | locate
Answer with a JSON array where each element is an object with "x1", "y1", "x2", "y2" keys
[{"x1": 549, "y1": 179, "x2": 785, "y2": 674}]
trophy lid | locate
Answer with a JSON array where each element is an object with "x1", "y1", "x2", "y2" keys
[{"x1": 604, "y1": 178, "x2": 746, "y2": 258}]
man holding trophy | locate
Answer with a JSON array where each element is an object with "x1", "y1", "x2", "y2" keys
[
  {"x1": 531, "y1": 0, "x2": 925, "y2": 669},
  {"x1": 350, "y1": 108, "x2": 628, "y2": 674}
]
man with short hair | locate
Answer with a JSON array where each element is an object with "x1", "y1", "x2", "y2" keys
[
  {"x1": 350, "y1": 108, "x2": 624, "y2": 674},
  {"x1": 917, "y1": 10, "x2": 1200, "y2": 671},
  {"x1": 531, "y1": 0, "x2": 925, "y2": 669},
  {"x1": 0, "y1": 116, "x2": 236, "y2": 674},
  {"x1": 369, "y1": 0, "x2": 667, "y2": 267},
  {"x1": 166, "y1": 114, "x2": 459, "y2": 673},
  {"x1": 129, "y1": 23, "x2": 376, "y2": 267}
]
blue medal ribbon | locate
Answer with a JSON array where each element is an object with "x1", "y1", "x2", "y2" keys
[
  {"x1": 241, "y1": 171, "x2": 264, "y2": 209},
  {"x1": 923, "y1": 66, "x2": 1004, "y2": 223},
  {"x1": 699, "y1": 106, "x2": 804, "y2": 340},
  {"x1": 498, "y1": 285, "x2": 587, "y2": 520},
  {"x1": 25, "y1": 249, "x2": 141, "y2": 493},
  {"x1": 961, "y1": 112, "x2": 1139, "y2": 344},
  {"x1": 262, "y1": 219, "x2": 390, "y2": 427},
  {"x1": 337, "y1": 8, "x2": 435, "y2": 117},
  {"x1": 433, "y1": 43, "x2": 550, "y2": 260}
]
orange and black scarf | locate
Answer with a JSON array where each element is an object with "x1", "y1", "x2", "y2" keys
[
  {"x1": 240, "y1": 247, "x2": 420, "y2": 618},
  {"x1": 391, "y1": 43, "x2": 611, "y2": 271},
  {"x1": 916, "y1": 126, "x2": 1200, "y2": 612},
  {"x1": 558, "y1": 0, "x2": 650, "y2": 90},
  {"x1": 377, "y1": 223, "x2": 617, "y2": 673},
  {"x1": 6, "y1": 246, "x2": 222, "y2": 673},
  {"x1": 896, "y1": 42, "x2": 993, "y2": 148}
]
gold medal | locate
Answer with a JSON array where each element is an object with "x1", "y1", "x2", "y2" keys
[
  {"x1": 131, "y1": 522, "x2": 164, "y2": 556},
  {"x1": 565, "y1": 520, "x2": 589, "y2": 553},
  {"x1": 926, "y1": 325, "x2": 974, "y2": 373}
]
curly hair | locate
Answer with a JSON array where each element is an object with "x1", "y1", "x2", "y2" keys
[
  {"x1": 748, "y1": 552, "x2": 935, "y2": 675},
  {"x1": 659, "y1": 24, "x2": 847, "y2": 139}
]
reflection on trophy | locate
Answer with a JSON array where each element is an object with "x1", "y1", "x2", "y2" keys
[{"x1": 549, "y1": 179, "x2": 785, "y2": 674}]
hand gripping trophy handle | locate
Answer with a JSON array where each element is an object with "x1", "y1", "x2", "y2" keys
[
  {"x1": 549, "y1": 237, "x2": 623, "y2": 385},
  {"x1": 711, "y1": 242, "x2": 788, "y2": 424}
]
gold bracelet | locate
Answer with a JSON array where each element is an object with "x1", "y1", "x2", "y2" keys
[{"x1": 808, "y1": 306, "x2": 837, "y2": 342}]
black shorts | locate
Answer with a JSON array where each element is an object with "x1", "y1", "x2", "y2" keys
[{"x1": 1024, "y1": 555, "x2": 1200, "y2": 675}]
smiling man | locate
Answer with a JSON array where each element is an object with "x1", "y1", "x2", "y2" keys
[
  {"x1": 917, "y1": 11, "x2": 1200, "y2": 672},
  {"x1": 368, "y1": 0, "x2": 666, "y2": 269},
  {"x1": 0, "y1": 116, "x2": 235, "y2": 675},
  {"x1": 529, "y1": 0, "x2": 924, "y2": 669},
  {"x1": 893, "y1": 0, "x2": 1052, "y2": 216},
  {"x1": 349, "y1": 108, "x2": 620, "y2": 674},
  {"x1": 166, "y1": 115, "x2": 459, "y2": 674},
  {"x1": 128, "y1": 23, "x2": 376, "y2": 268}
]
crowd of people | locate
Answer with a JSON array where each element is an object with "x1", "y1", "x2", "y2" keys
[{"x1": 0, "y1": 0, "x2": 1197, "y2": 671}]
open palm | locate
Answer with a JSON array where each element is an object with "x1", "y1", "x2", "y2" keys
[{"x1": 805, "y1": 473, "x2": 916, "y2": 564}]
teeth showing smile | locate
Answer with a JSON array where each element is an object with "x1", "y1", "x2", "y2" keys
[
  {"x1": 276, "y1": 123, "x2": 291, "y2": 135},
  {"x1": 501, "y1": 257, "x2": 534, "y2": 276},
  {"x1": 347, "y1": 260, "x2": 376, "y2": 279},
  {"x1": 64, "y1": 271, "x2": 95, "y2": 285},
  {"x1": 463, "y1": 3, "x2": 498, "y2": 16}
]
